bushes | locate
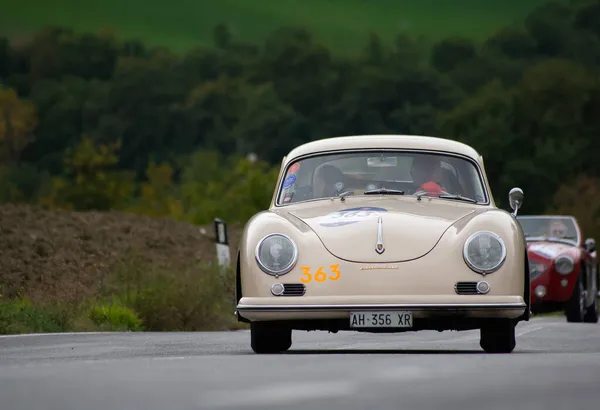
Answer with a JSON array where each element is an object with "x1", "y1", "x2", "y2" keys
[
  {"x1": 88, "y1": 304, "x2": 143, "y2": 331},
  {"x1": 105, "y1": 259, "x2": 242, "y2": 331},
  {"x1": 0, "y1": 298, "x2": 70, "y2": 334},
  {"x1": 0, "y1": 259, "x2": 243, "y2": 335}
]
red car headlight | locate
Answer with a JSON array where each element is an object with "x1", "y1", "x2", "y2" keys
[
  {"x1": 554, "y1": 255, "x2": 575, "y2": 275},
  {"x1": 529, "y1": 262, "x2": 548, "y2": 280}
]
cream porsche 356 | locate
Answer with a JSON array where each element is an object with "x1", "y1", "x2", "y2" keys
[{"x1": 234, "y1": 135, "x2": 530, "y2": 354}]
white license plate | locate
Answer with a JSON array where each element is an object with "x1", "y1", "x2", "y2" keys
[{"x1": 350, "y1": 311, "x2": 413, "y2": 328}]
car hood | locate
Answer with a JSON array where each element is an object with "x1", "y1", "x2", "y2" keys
[
  {"x1": 286, "y1": 197, "x2": 476, "y2": 263},
  {"x1": 526, "y1": 241, "x2": 577, "y2": 260}
]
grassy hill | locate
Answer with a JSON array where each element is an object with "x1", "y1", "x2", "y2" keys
[
  {"x1": 0, "y1": 203, "x2": 244, "y2": 333},
  {"x1": 2, "y1": 0, "x2": 554, "y2": 52}
]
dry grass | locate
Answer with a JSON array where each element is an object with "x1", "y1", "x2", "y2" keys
[{"x1": 0, "y1": 203, "x2": 245, "y2": 333}]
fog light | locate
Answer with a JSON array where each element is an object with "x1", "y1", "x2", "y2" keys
[
  {"x1": 535, "y1": 285, "x2": 546, "y2": 298},
  {"x1": 271, "y1": 283, "x2": 285, "y2": 296},
  {"x1": 560, "y1": 279, "x2": 568, "y2": 287},
  {"x1": 476, "y1": 281, "x2": 490, "y2": 294}
]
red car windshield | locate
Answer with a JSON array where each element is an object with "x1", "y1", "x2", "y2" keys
[{"x1": 517, "y1": 216, "x2": 579, "y2": 244}]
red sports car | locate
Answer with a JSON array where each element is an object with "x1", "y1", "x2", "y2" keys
[{"x1": 517, "y1": 215, "x2": 598, "y2": 322}]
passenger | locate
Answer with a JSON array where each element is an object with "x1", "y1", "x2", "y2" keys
[
  {"x1": 313, "y1": 165, "x2": 346, "y2": 198},
  {"x1": 410, "y1": 154, "x2": 447, "y2": 195}
]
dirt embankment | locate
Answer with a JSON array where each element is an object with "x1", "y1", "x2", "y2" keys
[{"x1": 0, "y1": 204, "x2": 243, "y2": 303}]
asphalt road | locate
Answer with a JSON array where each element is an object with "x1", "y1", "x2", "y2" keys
[{"x1": 1, "y1": 316, "x2": 599, "y2": 410}]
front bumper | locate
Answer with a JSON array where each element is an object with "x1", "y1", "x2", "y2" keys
[
  {"x1": 236, "y1": 295, "x2": 527, "y2": 321},
  {"x1": 530, "y1": 272, "x2": 575, "y2": 305}
]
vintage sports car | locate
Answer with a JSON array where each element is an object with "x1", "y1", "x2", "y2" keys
[
  {"x1": 516, "y1": 215, "x2": 598, "y2": 322},
  {"x1": 235, "y1": 135, "x2": 530, "y2": 354}
]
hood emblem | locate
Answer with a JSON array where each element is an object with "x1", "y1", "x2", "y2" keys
[{"x1": 375, "y1": 215, "x2": 385, "y2": 254}]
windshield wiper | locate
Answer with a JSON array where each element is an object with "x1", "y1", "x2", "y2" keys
[
  {"x1": 438, "y1": 194, "x2": 477, "y2": 203},
  {"x1": 338, "y1": 190, "x2": 355, "y2": 201},
  {"x1": 364, "y1": 188, "x2": 405, "y2": 195}
]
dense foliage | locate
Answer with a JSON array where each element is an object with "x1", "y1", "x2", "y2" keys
[
  {"x1": 2, "y1": 0, "x2": 549, "y2": 52},
  {"x1": 1, "y1": 0, "x2": 600, "y2": 239}
]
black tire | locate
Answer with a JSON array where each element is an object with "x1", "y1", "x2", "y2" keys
[
  {"x1": 479, "y1": 320, "x2": 516, "y2": 353},
  {"x1": 250, "y1": 321, "x2": 292, "y2": 354},
  {"x1": 584, "y1": 274, "x2": 598, "y2": 323},
  {"x1": 565, "y1": 274, "x2": 585, "y2": 323}
]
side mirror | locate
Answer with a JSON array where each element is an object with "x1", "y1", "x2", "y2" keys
[
  {"x1": 508, "y1": 187, "x2": 524, "y2": 216},
  {"x1": 584, "y1": 238, "x2": 596, "y2": 253}
]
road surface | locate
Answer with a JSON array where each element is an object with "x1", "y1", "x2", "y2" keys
[{"x1": 1, "y1": 316, "x2": 599, "y2": 410}]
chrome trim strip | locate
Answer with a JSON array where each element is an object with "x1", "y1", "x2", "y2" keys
[
  {"x1": 236, "y1": 302, "x2": 527, "y2": 312},
  {"x1": 375, "y1": 215, "x2": 385, "y2": 254}
]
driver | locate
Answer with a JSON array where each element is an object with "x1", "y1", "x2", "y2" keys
[
  {"x1": 313, "y1": 165, "x2": 346, "y2": 198},
  {"x1": 410, "y1": 154, "x2": 446, "y2": 195},
  {"x1": 548, "y1": 220, "x2": 568, "y2": 238}
]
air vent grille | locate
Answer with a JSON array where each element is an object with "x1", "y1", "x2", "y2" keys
[
  {"x1": 281, "y1": 283, "x2": 306, "y2": 296},
  {"x1": 455, "y1": 281, "x2": 479, "y2": 295}
]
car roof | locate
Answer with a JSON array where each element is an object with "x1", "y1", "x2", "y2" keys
[{"x1": 283, "y1": 134, "x2": 483, "y2": 164}]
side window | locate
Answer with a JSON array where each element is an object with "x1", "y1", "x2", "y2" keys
[
  {"x1": 448, "y1": 159, "x2": 485, "y2": 202},
  {"x1": 466, "y1": 165, "x2": 486, "y2": 202},
  {"x1": 278, "y1": 161, "x2": 306, "y2": 204}
]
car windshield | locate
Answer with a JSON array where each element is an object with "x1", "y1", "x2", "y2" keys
[
  {"x1": 276, "y1": 150, "x2": 488, "y2": 205},
  {"x1": 516, "y1": 216, "x2": 579, "y2": 244}
]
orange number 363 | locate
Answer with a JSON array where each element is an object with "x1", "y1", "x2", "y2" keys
[{"x1": 300, "y1": 264, "x2": 341, "y2": 283}]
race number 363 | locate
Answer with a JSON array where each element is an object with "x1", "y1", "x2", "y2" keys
[{"x1": 299, "y1": 264, "x2": 341, "y2": 283}]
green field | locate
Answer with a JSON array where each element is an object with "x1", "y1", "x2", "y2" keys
[{"x1": 1, "y1": 0, "x2": 555, "y2": 53}]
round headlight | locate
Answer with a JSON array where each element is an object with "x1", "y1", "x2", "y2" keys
[
  {"x1": 255, "y1": 234, "x2": 298, "y2": 276},
  {"x1": 529, "y1": 262, "x2": 548, "y2": 281},
  {"x1": 463, "y1": 231, "x2": 507, "y2": 274},
  {"x1": 554, "y1": 255, "x2": 574, "y2": 275}
]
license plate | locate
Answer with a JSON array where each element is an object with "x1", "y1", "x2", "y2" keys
[{"x1": 349, "y1": 311, "x2": 413, "y2": 328}]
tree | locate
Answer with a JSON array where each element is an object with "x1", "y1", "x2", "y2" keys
[
  {"x1": 548, "y1": 174, "x2": 600, "y2": 241},
  {"x1": 179, "y1": 150, "x2": 279, "y2": 225},
  {"x1": 431, "y1": 37, "x2": 477, "y2": 73},
  {"x1": 27, "y1": 26, "x2": 118, "y2": 81},
  {"x1": 0, "y1": 86, "x2": 37, "y2": 164},
  {"x1": 230, "y1": 82, "x2": 313, "y2": 163},
  {"x1": 127, "y1": 161, "x2": 183, "y2": 218},
  {"x1": 39, "y1": 135, "x2": 134, "y2": 210}
]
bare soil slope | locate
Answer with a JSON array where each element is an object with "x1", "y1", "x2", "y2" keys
[{"x1": 0, "y1": 204, "x2": 242, "y2": 302}]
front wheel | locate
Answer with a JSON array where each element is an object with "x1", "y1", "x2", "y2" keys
[
  {"x1": 565, "y1": 275, "x2": 585, "y2": 323},
  {"x1": 250, "y1": 321, "x2": 292, "y2": 354},
  {"x1": 480, "y1": 320, "x2": 516, "y2": 353},
  {"x1": 584, "y1": 280, "x2": 598, "y2": 323}
]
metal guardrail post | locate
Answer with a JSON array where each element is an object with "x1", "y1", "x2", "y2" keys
[{"x1": 214, "y1": 218, "x2": 231, "y2": 269}]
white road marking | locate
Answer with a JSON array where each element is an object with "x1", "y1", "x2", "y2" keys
[
  {"x1": 200, "y1": 380, "x2": 357, "y2": 408},
  {"x1": 371, "y1": 365, "x2": 436, "y2": 381},
  {"x1": 516, "y1": 325, "x2": 545, "y2": 337},
  {"x1": 0, "y1": 332, "x2": 112, "y2": 339}
]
